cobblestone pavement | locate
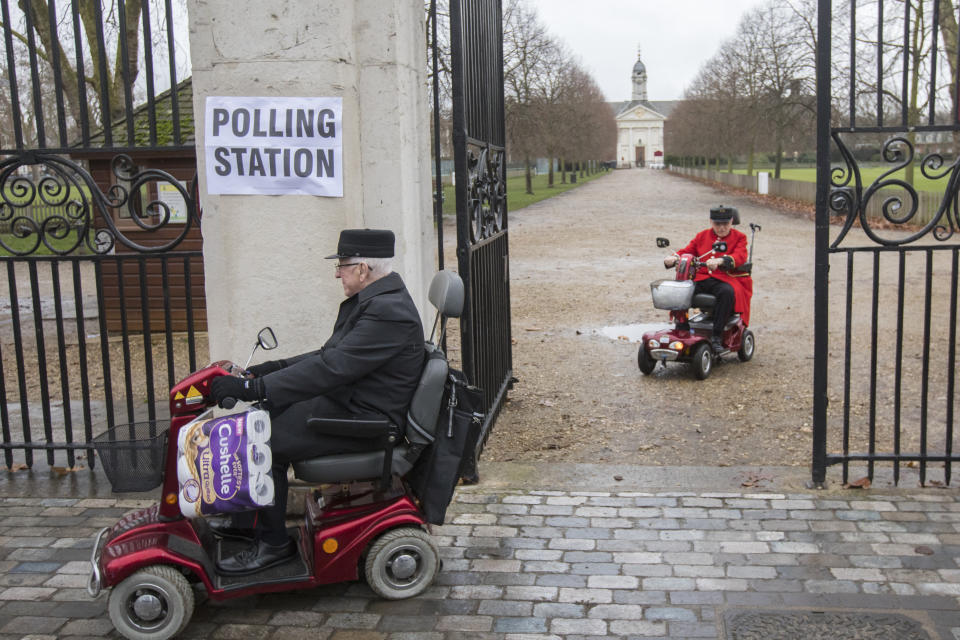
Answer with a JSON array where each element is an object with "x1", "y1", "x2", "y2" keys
[{"x1": 1, "y1": 481, "x2": 959, "y2": 639}]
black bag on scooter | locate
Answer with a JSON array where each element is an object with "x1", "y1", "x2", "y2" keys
[{"x1": 407, "y1": 368, "x2": 484, "y2": 525}]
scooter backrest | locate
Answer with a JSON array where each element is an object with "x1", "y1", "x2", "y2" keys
[
  {"x1": 429, "y1": 270, "x2": 464, "y2": 318},
  {"x1": 405, "y1": 347, "x2": 450, "y2": 446}
]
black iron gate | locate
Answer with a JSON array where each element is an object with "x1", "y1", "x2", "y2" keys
[
  {"x1": 431, "y1": 0, "x2": 512, "y2": 461},
  {"x1": 0, "y1": 0, "x2": 201, "y2": 470},
  {"x1": 813, "y1": 0, "x2": 960, "y2": 486}
]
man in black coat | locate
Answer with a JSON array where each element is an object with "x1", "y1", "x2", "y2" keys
[{"x1": 210, "y1": 229, "x2": 424, "y2": 575}]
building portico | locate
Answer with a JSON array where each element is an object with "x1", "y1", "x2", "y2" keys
[{"x1": 610, "y1": 49, "x2": 677, "y2": 168}]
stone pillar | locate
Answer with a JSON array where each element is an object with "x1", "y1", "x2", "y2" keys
[{"x1": 188, "y1": 0, "x2": 434, "y2": 362}]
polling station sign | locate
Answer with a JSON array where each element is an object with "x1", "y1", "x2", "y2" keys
[{"x1": 204, "y1": 96, "x2": 343, "y2": 196}]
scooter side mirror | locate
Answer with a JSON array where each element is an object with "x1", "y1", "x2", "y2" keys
[
  {"x1": 257, "y1": 327, "x2": 278, "y2": 351},
  {"x1": 245, "y1": 328, "x2": 279, "y2": 370},
  {"x1": 656, "y1": 237, "x2": 670, "y2": 248}
]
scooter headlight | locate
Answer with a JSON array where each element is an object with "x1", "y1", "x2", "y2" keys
[
  {"x1": 670, "y1": 341, "x2": 684, "y2": 351},
  {"x1": 647, "y1": 340, "x2": 658, "y2": 349}
]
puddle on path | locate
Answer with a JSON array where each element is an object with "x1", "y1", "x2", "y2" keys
[{"x1": 596, "y1": 323, "x2": 670, "y2": 342}]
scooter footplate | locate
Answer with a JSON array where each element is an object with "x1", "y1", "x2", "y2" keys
[{"x1": 214, "y1": 527, "x2": 311, "y2": 591}]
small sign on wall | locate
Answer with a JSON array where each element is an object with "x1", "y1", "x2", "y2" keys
[
  {"x1": 204, "y1": 96, "x2": 343, "y2": 197},
  {"x1": 157, "y1": 182, "x2": 188, "y2": 223}
]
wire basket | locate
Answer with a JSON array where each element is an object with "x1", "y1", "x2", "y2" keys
[
  {"x1": 650, "y1": 279, "x2": 694, "y2": 311},
  {"x1": 93, "y1": 422, "x2": 168, "y2": 493}
]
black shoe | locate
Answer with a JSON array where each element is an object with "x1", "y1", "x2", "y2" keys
[
  {"x1": 711, "y1": 337, "x2": 725, "y2": 355},
  {"x1": 207, "y1": 521, "x2": 256, "y2": 542},
  {"x1": 216, "y1": 538, "x2": 297, "y2": 576}
]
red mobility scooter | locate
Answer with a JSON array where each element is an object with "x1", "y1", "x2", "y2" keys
[
  {"x1": 87, "y1": 271, "x2": 465, "y2": 640},
  {"x1": 637, "y1": 215, "x2": 760, "y2": 380}
]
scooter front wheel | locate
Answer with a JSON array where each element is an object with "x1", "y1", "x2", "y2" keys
[
  {"x1": 691, "y1": 343, "x2": 713, "y2": 380},
  {"x1": 365, "y1": 527, "x2": 439, "y2": 600},
  {"x1": 637, "y1": 346, "x2": 656, "y2": 375},
  {"x1": 738, "y1": 329, "x2": 755, "y2": 362},
  {"x1": 107, "y1": 565, "x2": 194, "y2": 640}
]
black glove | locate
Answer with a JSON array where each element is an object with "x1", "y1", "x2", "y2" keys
[
  {"x1": 246, "y1": 359, "x2": 286, "y2": 377},
  {"x1": 210, "y1": 375, "x2": 264, "y2": 408}
]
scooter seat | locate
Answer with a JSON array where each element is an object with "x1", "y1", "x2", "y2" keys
[
  {"x1": 291, "y1": 351, "x2": 448, "y2": 487},
  {"x1": 689, "y1": 313, "x2": 741, "y2": 331},
  {"x1": 293, "y1": 447, "x2": 413, "y2": 483},
  {"x1": 692, "y1": 293, "x2": 716, "y2": 309}
]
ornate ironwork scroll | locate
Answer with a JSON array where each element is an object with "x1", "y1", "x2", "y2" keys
[
  {"x1": 829, "y1": 133, "x2": 960, "y2": 247},
  {"x1": 0, "y1": 153, "x2": 197, "y2": 256},
  {"x1": 466, "y1": 143, "x2": 506, "y2": 243}
]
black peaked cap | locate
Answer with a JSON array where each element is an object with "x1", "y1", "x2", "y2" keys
[{"x1": 325, "y1": 229, "x2": 395, "y2": 259}]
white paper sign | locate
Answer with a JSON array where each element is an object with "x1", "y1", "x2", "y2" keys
[
  {"x1": 157, "y1": 182, "x2": 188, "y2": 223},
  {"x1": 204, "y1": 96, "x2": 343, "y2": 197}
]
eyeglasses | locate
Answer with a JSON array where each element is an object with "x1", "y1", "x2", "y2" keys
[{"x1": 334, "y1": 262, "x2": 362, "y2": 272}]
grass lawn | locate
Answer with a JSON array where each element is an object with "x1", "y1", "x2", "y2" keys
[
  {"x1": 440, "y1": 169, "x2": 609, "y2": 215},
  {"x1": 0, "y1": 227, "x2": 89, "y2": 256},
  {"x1": 728, "y1": 165, "x2": 950, "y2": 193},
  {"x1": 1, "y1": 183, "x2": 93, "y2": 256}
]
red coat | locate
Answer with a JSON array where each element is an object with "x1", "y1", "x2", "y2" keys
[{"x1": 677, "y1": 228, "x2": 754, "y2": 326}]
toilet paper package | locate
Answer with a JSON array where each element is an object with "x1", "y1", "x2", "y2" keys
[{"x1": 176, "y1": 409, "x2": 274, "y2": 518}]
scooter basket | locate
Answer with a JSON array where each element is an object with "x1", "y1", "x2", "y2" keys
[
  {"x1": 93, "y1": 423, "x2": 168, "y2": 493},
  {"x1": 650, "y1": 279, "x2": 694, "y2": 310}
]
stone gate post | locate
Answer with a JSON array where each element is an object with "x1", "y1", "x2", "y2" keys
[{"x1": 188, "y1": 0, "x2": 434, "y2": 361}]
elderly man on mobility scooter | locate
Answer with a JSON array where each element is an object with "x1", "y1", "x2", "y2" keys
[
  {"x1": 208, "y1": 228, "x2": 424, "y2": 575},
  {"x1": 663, "y1": 205, "x2": 753, "y2": 355}
]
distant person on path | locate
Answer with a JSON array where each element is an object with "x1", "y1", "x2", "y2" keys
[{"x1": 663, "y1": 205, "x2": 753, "y2": 353}]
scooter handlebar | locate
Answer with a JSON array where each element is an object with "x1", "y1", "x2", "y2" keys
[{"x1": 221, "y1": 397, "x2": 237, "y2": 410}]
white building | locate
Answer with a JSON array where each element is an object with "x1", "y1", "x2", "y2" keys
[{"x1": 609, "y1": 50, "x2": 678, "y2": 168}]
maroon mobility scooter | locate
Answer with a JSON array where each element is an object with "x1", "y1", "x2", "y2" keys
[
  {"x1": 637, "y1": 215, "x2": 760, "y2": 380},
  {"x1": 87, "y1": 271, "x2": 465, "y2": 640}
]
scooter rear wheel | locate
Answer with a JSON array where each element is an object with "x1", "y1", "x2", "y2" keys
[
  {"x1": 637, "y1": 346, "x2": 656, "y2": 375},
  {"x1": 107, "y1": 564, "x2": 194, "y2": 640},
  {"x1": 691, "y1": 343, "x2": 713, "y2": 380},
  {"x1": 365, "y1": 527, "x2": 439, "y2": 600}
]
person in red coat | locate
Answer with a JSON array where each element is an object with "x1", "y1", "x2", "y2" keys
[{"x1": 664, "y1": 205, "x2": 753, "y2": 354}]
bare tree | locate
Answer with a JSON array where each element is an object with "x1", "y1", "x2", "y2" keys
[
  {"x1": 503, "y1": 0, "x2": 556, "y2": 194},
  {"x1": 669, "y1": 0, "x2": 817, "y2": 174},
  {"x1": 745, "y1": 2, "x2": 816, "y2": 177},
  {"x1": 0, "y1": 0, "x2": 188, "y2": 149}
]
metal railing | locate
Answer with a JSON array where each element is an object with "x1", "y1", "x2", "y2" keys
[
  {"x1": 813, "y1": 0, "x2": 960, "y2": 486},
  {"x1": 447, "y1": 0, "x2": 513, "y2": 468},
  {"x1": 1, "y1": 252, "x2": 203, "y2": 469},
  {"x1": 1, "y1": 0, "x2": 201, "y2": 468},
  {"x1": 1, "y1": 0, "x2": 191, "y2": 154}
]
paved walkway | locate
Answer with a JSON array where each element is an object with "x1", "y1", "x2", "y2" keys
[
  {"x1": 0, "y1": 465, "x2": 958, "y2": 639},
  {"x1": 0, "y1": 170, "x2": 958, "y2": 638}
]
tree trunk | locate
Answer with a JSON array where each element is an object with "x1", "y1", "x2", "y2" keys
[
  {"x1": 524, "y1": 155, "x2": 533, "y2": 195},
  {"x1": 548, "y1": 157, "x2": 554, "y2": 187},
  {"x1": 774, "y1": 137, "x2": 783, "y2": 179},
  {"x1": 560, "y1": 157, "x2": 566, "y2": 184},
  {"x1": 906, "y1": 0, "x2": 924, "y2": 187},
  {"x1": 938, "y1": 1, "x2": 958, "y2": 150},
  {"x1": 20, "y1": 0, "x2": 144, "y2": 132}
]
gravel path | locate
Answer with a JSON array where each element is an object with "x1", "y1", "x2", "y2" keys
[{"x1": 481, "y1": 168, "x2": 958, "y2": 475}]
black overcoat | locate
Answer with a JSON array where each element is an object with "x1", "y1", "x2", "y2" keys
[{"x1": 262, "y1": 272, "x2": 424, "y2": 428}]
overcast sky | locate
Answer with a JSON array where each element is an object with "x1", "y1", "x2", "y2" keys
[{"x1": 526, "y1": 0, "x2": 768, "y2": 102}]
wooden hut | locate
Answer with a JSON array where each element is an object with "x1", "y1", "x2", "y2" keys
[{"x1": 72, "y1": 79, "x2": 205, "y2": 333}]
